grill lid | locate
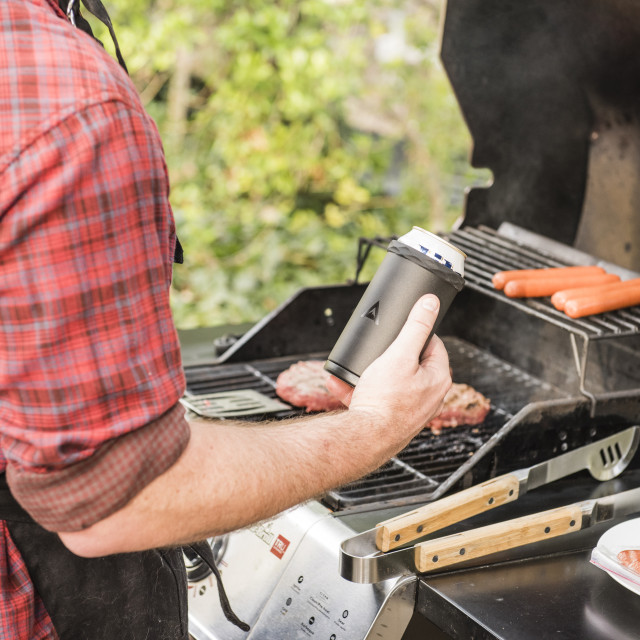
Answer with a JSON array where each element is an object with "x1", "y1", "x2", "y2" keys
[{"x1": 441, "y1": 0, "x2": 640, "y2": 270}]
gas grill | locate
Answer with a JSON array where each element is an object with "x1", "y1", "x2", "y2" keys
[{"x1": 182, "y1": 0, "x2": 640, "y2": 638}]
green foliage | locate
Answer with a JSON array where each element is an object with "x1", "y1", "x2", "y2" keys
[{"x1": 91, "y1": 0, "x2": 487, "y2": 328}]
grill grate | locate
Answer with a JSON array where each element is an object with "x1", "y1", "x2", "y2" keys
[{"x1": 449, "y1": 226, "x2": 640, "y2": 339}]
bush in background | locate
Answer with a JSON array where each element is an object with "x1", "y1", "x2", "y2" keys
[{"x1": 91, "y1": 0, "x2": 487, "y2": 327}]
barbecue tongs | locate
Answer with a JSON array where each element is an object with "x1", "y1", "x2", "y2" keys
[{"x1": 340, "y1": 427, "x2": 640, "y2": 583}]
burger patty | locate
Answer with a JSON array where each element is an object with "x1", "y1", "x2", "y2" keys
[
  {"x1": 428, "y1": 383, "x2": 491, "y2": 434},
  {"x1": 275, "y1": 360, "x2": 345, "y2": 412}
]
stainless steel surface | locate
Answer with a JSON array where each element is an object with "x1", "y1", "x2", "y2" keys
[
  {"x1": 187, "y1": 501, "x2": 419, "y2": 640},
  {"x1": 187, "y1": 501, "x2": 330, "y2": 640},
  {"x1": 340, "y1": 528, "x2": 417, "y2": 586},
  {"x1": 364, "y1": 577, "x2": 417, "y2": 640},
  {"x1": 585, "y1": 485, "x2": 640, "y2": 525}
]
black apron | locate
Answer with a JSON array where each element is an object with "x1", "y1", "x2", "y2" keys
[{"x1": 0, "y1": 473, "x2": 188, "y2": 640}]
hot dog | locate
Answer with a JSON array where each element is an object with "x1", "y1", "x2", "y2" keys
[
  {"x1": 564, "y1": 280, "x2": 640, "y2": 318},
  {"x1": 551, "y1": 279, "x2": 639, "y2": 311},
  {"x1": 504, "y1": 273, "x2": 620, "y2": 298},
  {"x1": 492, "y1": 265, "x2": 606, "y2": 290}
]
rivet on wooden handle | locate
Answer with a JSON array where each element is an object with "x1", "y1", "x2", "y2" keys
[
  {"x1": 375, "y1": 474, "x2": 521, "y2": 552},
  {"x1": 414, "y1": 503, "x2": 584, "y2": 573}
]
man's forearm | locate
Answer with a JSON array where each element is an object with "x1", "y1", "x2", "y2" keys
[{"x1": 59, "y1": 409, "x2": 401, "y2": 557}]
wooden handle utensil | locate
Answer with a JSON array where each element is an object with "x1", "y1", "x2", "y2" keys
[
  {"x1": 376, "y1": 474, "x2": 521, "y2": 552},
  {"x1": 414, "y1": 503, "x2": 584, "y2": 573}
]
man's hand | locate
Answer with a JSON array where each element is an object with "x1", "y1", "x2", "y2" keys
[{"x1": 328, "y1": 293, "x2": 451, "y2": 440}]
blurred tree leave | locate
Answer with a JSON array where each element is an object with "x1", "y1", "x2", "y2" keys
[{"x1": 90, "y1": 0, "x2": 488, "y2": 327}]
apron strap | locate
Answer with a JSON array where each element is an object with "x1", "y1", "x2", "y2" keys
[{"x1": 76, "y1": 0, "x2": 128, "y2": 72}]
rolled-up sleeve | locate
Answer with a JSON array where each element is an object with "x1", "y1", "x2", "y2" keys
[{"x1": 0, "y1": 99, "x2": 189, "y2": 530}]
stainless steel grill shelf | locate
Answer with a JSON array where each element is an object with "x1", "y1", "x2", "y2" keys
[
  {"x1": 442, "y1": 226, "x2": 640, "y2": 413},
  {"x1": 449, "y1": 225, "x2": 640, "y2": 339}
]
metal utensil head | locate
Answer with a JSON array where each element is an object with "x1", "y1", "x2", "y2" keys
[{"x1": 586, "y1": 426, "x2": 640, "y2": 481}]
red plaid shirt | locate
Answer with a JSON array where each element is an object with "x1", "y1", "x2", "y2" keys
[{"x1": 0, "y1": 0, "x2": 190, "y2": 636}]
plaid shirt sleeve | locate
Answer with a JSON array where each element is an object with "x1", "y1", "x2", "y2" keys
[{"x1": 0, "y1": 97, "x2": 190, "y2": 532}]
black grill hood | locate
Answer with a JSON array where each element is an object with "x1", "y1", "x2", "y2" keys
[{"x1": 441, "y1": 0, "x2": 640, "y2": 271}]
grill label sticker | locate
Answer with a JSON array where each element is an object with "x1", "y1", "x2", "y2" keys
[{"x1": 270, "y1": 534, "x2": 290, "y2": 559}]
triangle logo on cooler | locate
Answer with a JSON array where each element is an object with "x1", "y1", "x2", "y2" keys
[{"x1": 361, "y1": 301, "x2": 380, "y2": 325}]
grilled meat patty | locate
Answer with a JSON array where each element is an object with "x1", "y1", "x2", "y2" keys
[
  {"x1": 427, "y1": 383, "x2": 491, "y2": 433},
  {"x1": 275, "y1": 360, "x2": 345, "y2": 412}
]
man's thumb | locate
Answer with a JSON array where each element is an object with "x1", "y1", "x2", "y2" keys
[{"x1": 388, "y1": 294, "x2": 440, "y2": 357}]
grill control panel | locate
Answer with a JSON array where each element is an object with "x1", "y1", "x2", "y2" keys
[{"x1": 187, "y1": 502, "x2": 415, "y2": 640}]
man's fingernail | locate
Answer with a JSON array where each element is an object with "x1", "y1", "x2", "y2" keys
[{"x1": 422, "y1": 295, "x2": 439, "y2": 311}]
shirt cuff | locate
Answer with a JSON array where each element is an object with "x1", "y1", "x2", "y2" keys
[{"x1": 6, "y1": 402, "x2": 190, "y2": 532}]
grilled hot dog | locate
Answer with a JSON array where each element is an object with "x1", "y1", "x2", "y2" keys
[
  {"x1": 492, "y1": 265, "x2": 606, "y2": 291},
  {"x1": 564, "y1": 279, "x2": 640, "y2": 318},
  {"x1": 551, "y1": 279, "x2": 638, "y2": 311},
  {"x1": 504, "y1": 273, "x2": 620, "y2": 298}
]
